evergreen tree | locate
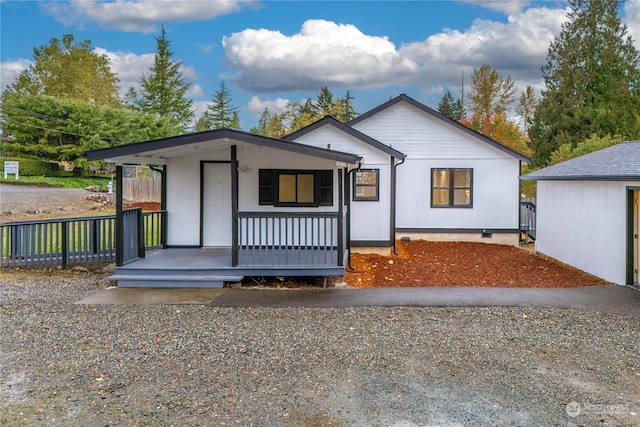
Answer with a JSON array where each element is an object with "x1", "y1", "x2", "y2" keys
[
  {"x1": 335, "y1": 90, "x2": 358, "y2": 122},
  {"x1": 316, "y1": 86, "x2": 334, "y2": 116},
  {"x1": 249, "y1": 108, "x2": 272, "y2": 136},
  {"x1": 197, "y1": 81, "x2": 240, "y2": 130},
  {"x1": 529, "y1": 0, "x2": 640, "y2": 166},
  {"x1": 0, "y1": 94, "x2": 177, "y2": 175},
  {"x1": 128, "y1": 26, "x2": 193, "y2": 132},
  {"x1": 4, "y1": 34, "x2": 120, "y2": 107},
  {"x1": 437, "y1": 90, "x2": 463, "y2": 121}
]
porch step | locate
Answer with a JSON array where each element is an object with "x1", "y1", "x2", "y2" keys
[{"x1": 108, "y1": 274, "x2": 244, "y2": 289}]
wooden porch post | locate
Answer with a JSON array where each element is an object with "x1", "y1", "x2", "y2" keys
[
  {"x1": 337, "y1": 168, "x2": 344, "y2": 266},
  {"x1": 231, "y1": 146, "x2": 239, "y2": 267},
  {"x1": 115, "y1": 165, "x2": 124, "y2": 266},
  {"x1": 345, "y1": 167, "x2": 352, "y2": 268}
]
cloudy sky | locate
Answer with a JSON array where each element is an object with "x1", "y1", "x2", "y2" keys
[{"x1": 2, "y1": 0, "x2": 640, "y2": 130}]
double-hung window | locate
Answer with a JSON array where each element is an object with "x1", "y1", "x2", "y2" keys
[
  {"x1": 431, "y1": 168, "x2": 473, "y2": 208},
  {"x1": 259, "y1": 169, "x2": 333, "y2": 207},
  {"x1": 353, "y1": 169, "x2": 379, "y2": 201}
]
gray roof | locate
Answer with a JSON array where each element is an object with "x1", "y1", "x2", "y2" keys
[
  {"x1": 85, "y1": 128, "x2": 361, "y2": 165},
  {"x1": 521, "y1": 141, "x2": 640, "y2": 181}
]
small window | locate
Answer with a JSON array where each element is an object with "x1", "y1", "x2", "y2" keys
[
  {"x1": 431, "y1": 168, "x2": 472, "y2": 208},
  {"x1": 259, "y1": 169, "x2": 333, "y2": 207},
  {"x1": 353, "y1": 169, "x2": 379, "y2": 201}
]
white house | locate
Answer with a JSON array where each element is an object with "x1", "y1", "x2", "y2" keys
[
  {"x1": 85, "y1": 94, "x2": 529, "y2": 287},
  {"x1": 290, "y1": 94, "x2": 530, "y2": 250},
  {"x1": 521, "y1": 141, "x2": 640, "y2": 287}
]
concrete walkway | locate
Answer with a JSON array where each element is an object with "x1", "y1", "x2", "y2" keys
[{"x1": 78, "y1": 285, "x2": 640, "y2": 317}]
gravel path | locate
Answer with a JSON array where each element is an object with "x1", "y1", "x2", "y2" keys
[
  {"x1": 1, "y1": 270, "x2": 639, "y2": 426},
  {"x1": 0, "y1": 184, "x2": 113, "y2": 222}
]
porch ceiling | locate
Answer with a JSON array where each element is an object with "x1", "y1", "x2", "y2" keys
[{"x1": 85, "y1": 128, "x2": 361, "y2": 166}]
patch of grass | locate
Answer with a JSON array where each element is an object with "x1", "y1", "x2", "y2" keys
[{"x1": 0, "y1": 176, "x2": 110, "y2": 189}]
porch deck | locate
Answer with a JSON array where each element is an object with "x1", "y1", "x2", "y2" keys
[{"x1": 110, "y1": 247, "x2": 346, "y2": 288}]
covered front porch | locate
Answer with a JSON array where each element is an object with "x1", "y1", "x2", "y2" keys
[{"x1": 85, "y1": 128, "x2": 359, "y2": 287}]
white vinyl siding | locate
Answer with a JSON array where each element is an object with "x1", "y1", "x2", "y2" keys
[
  {"x1": 535, "y1": 180, "x2": 636, "y2": 286},
  {"x1": 166, "y1": 145, "x2": 340, "y2": 246},
  {"x1": 291, "y1": 124, "x2": 394, "y2": 243}
]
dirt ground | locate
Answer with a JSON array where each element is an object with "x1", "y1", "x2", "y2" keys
[{"x1": 346, "y1": 240, "x2": 611, "y2": 288}]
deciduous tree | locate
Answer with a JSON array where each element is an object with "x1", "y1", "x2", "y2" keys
[{"x1": 4, "y1": 34, "x2": 120, "y2": 107}]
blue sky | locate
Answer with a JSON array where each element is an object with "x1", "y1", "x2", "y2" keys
[{"x1": 2, "y1": 0, "x2": 640, "y2": 130}]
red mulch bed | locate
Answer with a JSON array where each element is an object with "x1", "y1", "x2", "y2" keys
[
  {"x1": 346, "y1": 240, "x2": 611, "y2": 288},
  {"x1": 123, "y1": 202, "x2": 161, "y2": 211}
]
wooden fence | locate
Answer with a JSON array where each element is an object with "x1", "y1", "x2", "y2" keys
[{"x1": 122, "y1": 178, "x2": 161, "y2": 202}]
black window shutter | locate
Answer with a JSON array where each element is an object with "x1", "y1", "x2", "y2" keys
[{"x1": 259, "y1": 170, "x2": 275, "y2": 205}]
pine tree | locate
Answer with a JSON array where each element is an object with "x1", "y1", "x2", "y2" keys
[
  {"x1": 128, "y1": 25, "x2": 193, "y2": 132},
  {"x1": 529, "y1": 0, "x2": 640, "y2": 166},
  {"x1": 437, "y1": 90, "x2": 463, "y2": 121},
  {"x1": 197, "y1": 81, "x2": 240, "y2": 130}
]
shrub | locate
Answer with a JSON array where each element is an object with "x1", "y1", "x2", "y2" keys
[{"x1": 0, "y1": 157, "x2": 61, "y2": 177}]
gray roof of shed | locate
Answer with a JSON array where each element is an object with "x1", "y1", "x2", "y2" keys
[{"x1": 521, "y1": 141, "x2": 640, "y2": 181}]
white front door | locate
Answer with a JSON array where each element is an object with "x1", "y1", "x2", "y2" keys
[{"x1": 203, "y1": 163, "x2": 232, "y2": 247}]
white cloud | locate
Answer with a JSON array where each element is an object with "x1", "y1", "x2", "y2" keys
[
  {"x1": 0, "y1": 58, "x2": 32, "y2": 92},
  {"x1": 624, "y1": 0, "x2": 640, "y2": 50},
  {"x1": 44, "y1": 0, "x2": 259, "y2": 33},
  {"x1": 186, "y1": 84, "x2": 204, "y2": 98},
  {"x1": 462, "y1": 0, "x2": 530, "y2": 15},
  {"x1": 223, "y1": 8, "x2": 568, "y2": 97},
  {"x1": 246, "y1": 96, "x2": 290, "y2": 116},
  {"x1": 94, "y1": 47, "x2": 154, "y2": 97},
  {"x1": 223, "y1": 19, "x2": 415, "y2": 93}
]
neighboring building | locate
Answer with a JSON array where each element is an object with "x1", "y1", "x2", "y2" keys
[{"x1": 521, "y1": 141, "x2": 640, "y2": 287}]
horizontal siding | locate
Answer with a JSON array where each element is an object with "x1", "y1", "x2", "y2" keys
[
  {"x1": 350, "y1": 164, "x2": 391, "y2": 241},
  {"x1": 536, "y1": 181, "x2": 634, "y2": 285},
  {"x1": 166, "y1": 148, "x2": 229, "y2": 246},
  {"x1": 292, "y1": 125, "x2": 391, "y2": 165},
  {"x1": 352, "y1": 102, "x2": 513, "y2": 160},
  {"x1": 236, "y1": 145, "x2": 340, "y2": 212},
  {"x1": 395, "y1": 158, "x2": 521, "y2": 229}
]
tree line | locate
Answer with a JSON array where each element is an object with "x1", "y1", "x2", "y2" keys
[{"x1": 1, "y1": 0, "x2": 639, "y2": 175}]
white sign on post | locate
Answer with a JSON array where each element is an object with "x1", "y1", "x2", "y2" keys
[{"x1": 4, "y1": 161, "x2": 19, "y2": 180}]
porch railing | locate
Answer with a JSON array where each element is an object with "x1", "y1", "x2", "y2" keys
[
  {"x1": 1, "y1": 210, "x2": 165, "y2": 268},
  {"x1": 520, "y1": 201, "x2": 536, "y2": 240},
  {"x1": 236, "y1": 212, "x2": 345, "y2": 267}
]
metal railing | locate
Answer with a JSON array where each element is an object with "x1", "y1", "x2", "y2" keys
[
  {"x1": 520, "y1": 201, "x2": 536, "y2": 240},
  {"x1": 1, "y1": 210, "x2": 165, "y2": 268},
  {"x1": 236, "y1": 212, "x2": 344, "y2": 266}
]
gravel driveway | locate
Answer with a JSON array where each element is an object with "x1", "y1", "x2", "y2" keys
[
  {"x1": 0, "y1": 184, "x2": 113, "y2": 222},
  {"x1": 1, "y1": 270, "x2": 638, "y2": 426}
]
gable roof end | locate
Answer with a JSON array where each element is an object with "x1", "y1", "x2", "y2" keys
[
  {"x1": 349, "y1": 93, "x2": 530, "y2": 164},
  {"x1": 284, "y1": 116, "x2": 406, "y2": 160},
  {"x1": 521, "y1": 141, "x2": 640, "y2": 181}
]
